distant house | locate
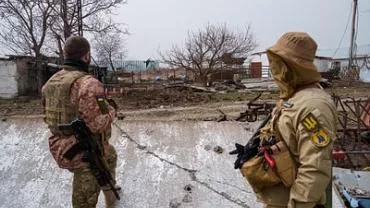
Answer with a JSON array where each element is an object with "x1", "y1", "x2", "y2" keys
[
  {"x1": 100, "y1": 59, "x2": 160, "y2": 72},
  {"x1": 0, "y1": 55, "x2": 60, "y2": 98},
  {"x1": 313, "y1": 56, "x2": 333, "y2": 72},
  {"x1": 251, "y1": 45, "x2": 370, "y2": 82},
  {"x1": 317, "y1": 45, "x2": 370, "y2": 83}
]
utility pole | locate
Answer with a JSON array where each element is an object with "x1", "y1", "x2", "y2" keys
[
  {"x1": 348, "y1": 0, "x2": 358, "y2": 80},
  {"x1": 77, "y1": 0, "x2": 83, "y2": 36},
  {"x1": 62, "y1": 0, "x2": 69, "y2": 39}
]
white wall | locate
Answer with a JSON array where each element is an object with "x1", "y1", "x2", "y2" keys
[
  {"x1": 0, "y1": 60, "x2": 18, "y2": 98},
  {"x1": 314, "y1": 59, "x2": 330, "y2": 72},
  {"x1": 252, "y1": 54, "x2": 331, "y2": 73},
  {"x1": 359, "y1": 67, "x2": 370, "y2": 83},
  {"x1": 336, "y1": 59, "x2": 370, "y2": 83}
]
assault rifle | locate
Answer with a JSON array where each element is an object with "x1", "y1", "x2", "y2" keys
[
  {"x1": 58, "y1": 119, "x2": 120, "y2": 200},
  {"x1": 229, "y1": 114, "x2": 272, "y2": 169}
]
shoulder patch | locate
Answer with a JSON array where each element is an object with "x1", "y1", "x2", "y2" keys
[
  {"x1": 311, "y1": 129, "x2": 330, "y2": 147},
  {"x1": 301, "y1": 113, "x2": 331, "y2": 147},
  {"x1": 283, "y1": 101, "x2": 294, "y2": 108},
  {"x1": 301, "y1": 113, "x2": 320, "y2": 132}
]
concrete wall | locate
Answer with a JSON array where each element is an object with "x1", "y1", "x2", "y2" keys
[
  {"x1": 359, "y1": 67, "x2": 370, "y2": 83},
  {"x1": 0, "y1": 58, "x2": 42, "y2": 98},
  {"x1": 0, "y1": 118, "x2": 263, "y2": 208},
  {"x1": 16, "y1": 59, "x2": 35, "y2": 96},
  {"x1": 0, "y1": 60, "x2": 18, "y2": 98}
]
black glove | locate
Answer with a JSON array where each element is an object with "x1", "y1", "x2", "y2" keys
[
  {"x1": 229, "y1": 138, "x2": 260, "y2": 169},
  {"x1": 229, "y1": 143, "x2": 245, "y2": 169}
]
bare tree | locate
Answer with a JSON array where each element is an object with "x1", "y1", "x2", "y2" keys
[
  {"x1": 0, "y1": 0, "x2": 54, "y2": 93},
  {"x1": 161, "y1": 24, "x2": 257, "y2": 85},
  {"x1": 49, "y1": 0, "x2": 127, "y2": 58},
  {"x1": 0, "y1": 0, "x2": 53, "y2": 56},
  {"x1": 0, "y1": 0, "x2": 126, "y2": 94},
  {"x1": 93, "y1": 30, "x2": 126, "y2": 71}
]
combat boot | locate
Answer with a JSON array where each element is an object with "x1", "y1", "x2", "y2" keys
[
  {"x1": 103, "y1": 185, "x2": 122, "y2": 208},
  {"x1": 104, "y1": 190, "x2": 117, "y2": 208}
]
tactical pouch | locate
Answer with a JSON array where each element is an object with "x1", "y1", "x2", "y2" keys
[
  {"x1": 240, "y1": 156, "x2": 281, "y2": 193},
  {"x1": 272, "y1": 150, "x2": 296, "y2": 188},
  {"x1": 240, "y1": 144, "x2": 297, "y2": 192}
]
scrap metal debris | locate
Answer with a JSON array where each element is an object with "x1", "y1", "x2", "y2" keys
[
  {"x1": 235, "y1": 93, "x2": 275, "y2": 122},
  {"x1": 361, "y1": 131, "x2": 370, "y2": 144},
  {"x1": 333, "y1": 168, "x2": 370, "y2": 208},
  {"x1": 216, "y1": 110, "x2": 227, "y2": 122},
  {"x1": 333, "y1": 95, "x2": 370, "y2": 169}
]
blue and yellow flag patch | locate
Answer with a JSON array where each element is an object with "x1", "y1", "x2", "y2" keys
[
  {"x1": 301, "y1": 113, "x2": 330, "y2": 147},
  {"x1": 96, "y1": 96, "x2": 109, "y2": 114}
]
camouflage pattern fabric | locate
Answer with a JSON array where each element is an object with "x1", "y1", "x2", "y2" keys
[
  {"x1": 72, "y1": 144, "x2": 117, "y2": 208},
  {"x1": 72, "y1": 168, "x2": 100, "y2": 208},
  {"x1": 43, "y1": 68, "x2": 118, "y2": 207}
]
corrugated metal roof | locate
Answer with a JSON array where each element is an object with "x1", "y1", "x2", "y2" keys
[
  {"x1": 317, "y1": 44, "x2": 370, "y2": 59},
  {"x1": 100, "y1": 60, "x2": 160, "y2": 72}
]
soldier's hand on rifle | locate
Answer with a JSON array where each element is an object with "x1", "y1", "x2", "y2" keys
[
  {"x1": 230, "y1": 138, "x2": 260, "y2": 169},
  {"x1": 107, "y1": 98, "x2": 118, "y2": 111}
]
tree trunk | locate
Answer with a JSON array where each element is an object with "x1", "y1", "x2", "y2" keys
[
  {"x1": 34, "y1": 51, "x2": 44, "y2": 97},
  {"x1": 109, "y1": 60, "x2": 115, "y2": 71},
  {"x1": 197, "y1": 72, "x2": 209, "y2": 87},
  {"x1": 57, "y1": 37, "x2": 64, "y2": 62},
  {"x1": 109, "y1": 58, "x2": 118, "y2": 83}
]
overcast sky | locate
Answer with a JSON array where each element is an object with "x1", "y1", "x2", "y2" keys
[{"x1": 115, "y1": 0, "x2": 370, "y2": 60}]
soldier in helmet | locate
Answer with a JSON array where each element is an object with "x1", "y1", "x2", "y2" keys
[{"x1": 42, "y1": 36, "x2": 120, "y2": 208}]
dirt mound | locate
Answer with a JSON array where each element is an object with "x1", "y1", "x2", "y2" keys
[{"x1": 114, "y1": 88, "x2": 212, "y2": 110}]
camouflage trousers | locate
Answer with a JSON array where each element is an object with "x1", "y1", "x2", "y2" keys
[{"x1": 72, "y1": 145, "x2": 117, "y2": 208}]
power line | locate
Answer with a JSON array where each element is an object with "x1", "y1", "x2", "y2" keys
[{"x1": 332, "y1": 1, "x2": 353, "y2": 57}]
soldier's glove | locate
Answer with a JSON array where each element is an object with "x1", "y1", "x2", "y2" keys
[
  {"x1": 229, "y1": 138, "x2": 260, "y2": 169},
  {"x1": 229, "y1": 143, "x2": 245, "y2": 169}
]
